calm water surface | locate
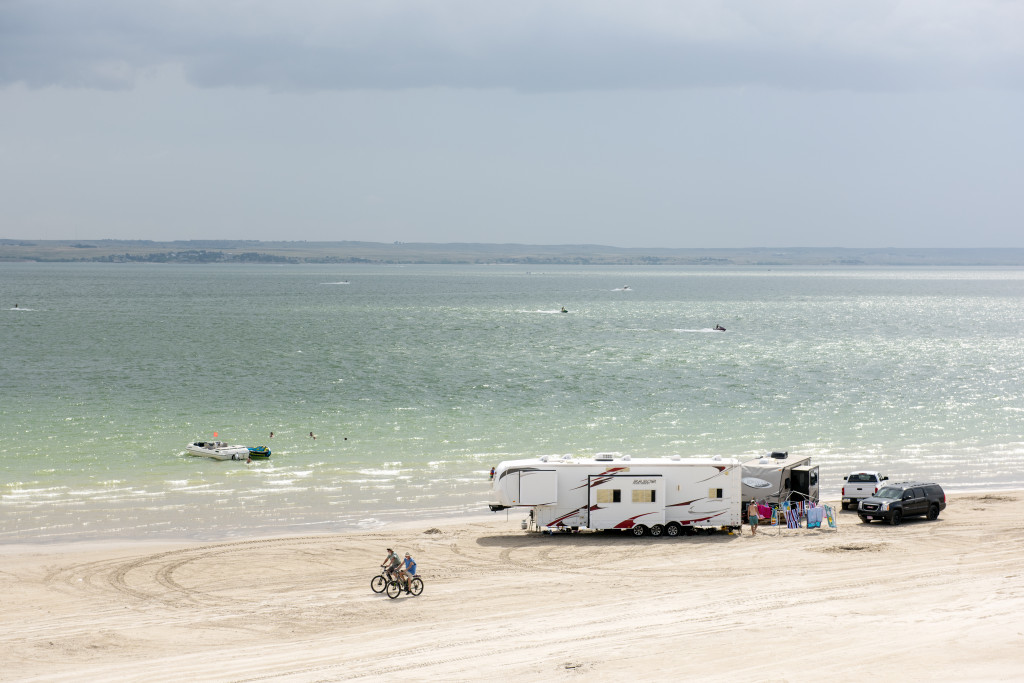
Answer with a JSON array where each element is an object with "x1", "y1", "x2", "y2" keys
[{"x1": 2, "y1": 263, "x2": 1022, "y2": 542}]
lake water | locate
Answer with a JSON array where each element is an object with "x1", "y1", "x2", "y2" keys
[{"x1": 2, "y1": 263, "x2": 1022, "y2": 543}]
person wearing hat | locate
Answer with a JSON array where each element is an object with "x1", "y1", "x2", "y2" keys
[
  {"x1": 399, "y1": 552, "x2": 417, "y2": 592},
  {"x1": 381, "y1": 547, "x2": 401, "y2": 581}
]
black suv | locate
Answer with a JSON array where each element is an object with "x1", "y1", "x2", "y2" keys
[{"x1": 858, "y1": 482, "x2": 946, "y2": 525}]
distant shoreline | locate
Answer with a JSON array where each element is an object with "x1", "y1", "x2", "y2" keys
[{"x1": 3, "y1": 239, "x2": 1024, "y2": 266}]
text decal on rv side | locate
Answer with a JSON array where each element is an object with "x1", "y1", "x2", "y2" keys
[{"x1": 634, "y1": 479, "x2": 656, "y2": 485}]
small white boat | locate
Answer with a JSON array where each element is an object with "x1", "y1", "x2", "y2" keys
[{"x1": 186, "y1": 440, "x2": 251, "y2": 460}]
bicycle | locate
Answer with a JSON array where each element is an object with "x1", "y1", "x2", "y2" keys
[
  {"x1": 385, "y1": 573, "x2": 424, "y2": 599},
  {"x1": 371, "y1": 566, "x2": 399, "y2": 594}
]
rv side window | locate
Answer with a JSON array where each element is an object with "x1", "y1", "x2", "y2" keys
[
  {"x1": 596, "y1": 489, "x2": 622, "y2": 504},
  {"x1": 709, "y1": 488, "x2": 723, "y2": 499},
  {"x1": 632, "y1": 489, "x2": 656, "y2": 503}
]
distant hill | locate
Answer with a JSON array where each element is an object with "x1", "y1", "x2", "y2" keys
[{"x1": 2, "y1": 239, "x2": 1022, "y2": 266}]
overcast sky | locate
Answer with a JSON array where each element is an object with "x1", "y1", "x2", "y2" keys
[{"x1": 2, "y1": 1, "x2": 1022, "y2": 248}]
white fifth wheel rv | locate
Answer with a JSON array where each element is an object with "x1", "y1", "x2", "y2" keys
[{"x1": 488, "y1": 453, "x2": 742, "y2": 536}]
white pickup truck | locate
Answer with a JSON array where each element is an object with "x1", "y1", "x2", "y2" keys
[{"x1": 841, "y1": 471, "x2": 888, "y2": 510}]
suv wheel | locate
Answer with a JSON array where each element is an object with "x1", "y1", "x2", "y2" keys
[
  {"x1": 927, "y1": 504, "x2": 940, "y2": 520},
  {"x1": 889, "y1": 509, "x2": 903, "y2": 526}
]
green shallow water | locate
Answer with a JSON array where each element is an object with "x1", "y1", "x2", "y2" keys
[{"x1": 2, "y1": 263, "x2": 1022, "y2": 542}]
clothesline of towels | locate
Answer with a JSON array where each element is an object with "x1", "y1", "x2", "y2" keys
[{"x1": 752, "y1": 501, "x2": 836, "y2": 529}]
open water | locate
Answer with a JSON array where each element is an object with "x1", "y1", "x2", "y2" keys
[{"x1": 2, "y1": 263, "x2": 1023, "y2": 543}]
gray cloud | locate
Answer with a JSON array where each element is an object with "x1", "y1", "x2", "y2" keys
[
  {"x1": 2, "y1": 0, "x2": 1022, "y2": 92},
  {"x1": 3, "y1": 1, "x2": 1021, "y2": 247}
]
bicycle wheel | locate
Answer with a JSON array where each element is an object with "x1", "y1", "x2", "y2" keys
[
  {"x1": 371, "y1": 575, "x2": 387, "y2": 593},
  {"x1": 409, "y1": 577, "x2": 423, "y2": 596},
  {"x1": 385, "y1": 580, "x2": 402, "y2": 599}
]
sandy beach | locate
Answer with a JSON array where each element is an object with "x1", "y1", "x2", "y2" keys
[{"x1": 3, "y1": 492, "x2": 1023, "y2": 682}]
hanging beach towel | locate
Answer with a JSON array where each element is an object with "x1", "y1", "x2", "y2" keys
[{"x1": 786, "y1": 509, "x2": 800, "y2": 529}]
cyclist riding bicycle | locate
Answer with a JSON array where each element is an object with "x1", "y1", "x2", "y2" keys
[
  {"x1": 399, "y1": 553, "x2": 417, "y2": 592},
  {"x1": 381, "y1": 548, "x2": 401, "y2": 581}
]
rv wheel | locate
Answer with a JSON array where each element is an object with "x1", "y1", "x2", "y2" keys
[
  {"x1": 630, "y1": 525, "x2": 647, "y2": 537},
  {"x1": 649, "y1": 524, "x2": 664, "y2": 537},
  {"x1": 665, "y1": 522, "x2": 681, "y2": 537}
]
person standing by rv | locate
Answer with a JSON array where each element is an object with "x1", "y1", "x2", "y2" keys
[
  {"x1": 747, "y1": 500, "x2": 759, "y2": 536},
  {"x1": 381, "y1": 548, "x2": 401, "y2": 580}
]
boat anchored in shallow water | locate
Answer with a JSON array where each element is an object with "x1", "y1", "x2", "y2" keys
[{"x1": 186, "y1": 440, "x2": 252, "y2": 460}]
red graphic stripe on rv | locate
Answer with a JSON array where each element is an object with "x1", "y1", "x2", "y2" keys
[
  {"x1": 612, "y1": 512, "x2": 659, "y2": 529},
  {"x1": 667, "y1": 500, "x2": 699, "y2": 507},
  {"x1": 694, "y1": 466, "x2": 730, "y2": 482},
  {"x1": 549, "y1": 507, "x2": 587, "y2": 526},
  {"x1": 572, "y1": 467, "x2": 629, "y2": 490},
  {"x1": 679, "y1": 512, "x2": 726, "y2": 525}
]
